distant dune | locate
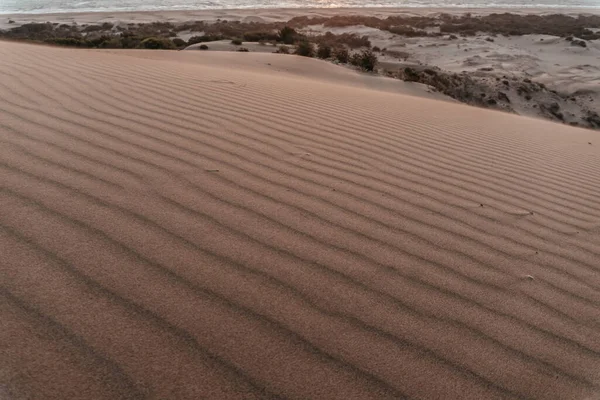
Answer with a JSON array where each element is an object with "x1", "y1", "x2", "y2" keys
[{"x1": 1, "y1": 41, "x2": 600, "y2": 400}]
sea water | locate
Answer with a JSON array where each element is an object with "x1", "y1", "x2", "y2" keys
[{"x1": 2, "y1": 0, "x2": 599, "y2": 15}]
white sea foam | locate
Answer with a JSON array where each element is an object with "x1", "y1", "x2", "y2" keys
[{"x1": 1, "y1": 0, "x2": 599, "y2": 14}]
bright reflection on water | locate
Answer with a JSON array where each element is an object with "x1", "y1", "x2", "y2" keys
[{"x1": 1, "y1": 0, "x2": 599, "y2": 14}]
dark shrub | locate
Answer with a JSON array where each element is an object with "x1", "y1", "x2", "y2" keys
[
  {"x1": 317, "y1": 43, "x2": 332, "y2": 59},
  {"x1": 279, "y1": 26, "x2": 297, "y2": 44},
  {"x1": 172, "y1": 38, "x2": 187, "y2": 47},
  {"x1": 498, "y1": 92, "x2": 510, "y2": 103},
  {"x1": 237, "y1": 47, "x2": 249, "y2": 52},
  {"x1": 45, "y1": 37, "x2": 89, "y2": 47},
  {"x1": 199, "y1": 44, "x2": 209, "y2": 50},
  {"x1": 8, "y1": 20, "x2": 15, "y2": 24},
  {"x1": 372, "y1": 46, "x2": 381, "y2": 52},
  {"x1": 294, "y1": 40, "x2": 315, "y2": 57},
  {"x1": 231, "y1": 38, "x2": 243, "y2": 45},
  {"x1": 350, "y1": 50, "x2": 378, "y2": 71},
  {"x1": 403, "y1": 67, "x2": 420, "y2": 82},
  {"x1": 275, "y1": 45, "x2": 290, "y2": 54},
  {"x1": 243, "y1": 30, "x2": 279, "y2": 42},
  {"x1": 83, "y1": 25, "x2": 103, "y2": 33},
  {"x1": 333, "y1": 47, "x2": 349, "y2": 63},
  {"x1": 387, "y1": 26, "x2": 429, "y2": 37},
  {"x1": 140, "y1": 37, "x2": 175, "y2": 49},
  {"x1": 22, "y1": 22, "x2": 54, "y2": 33},
  {"x1": 313, "y1": 31, "x2": 370, "y2": 49},
  {"x1": 188, "y1": 35, "x2": 224, "y2": 45},
  {"x1": 87, "y1": 35, "x2": 112, "y2": 47}
]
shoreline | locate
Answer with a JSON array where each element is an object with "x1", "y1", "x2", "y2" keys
[{"x1": 3, "y1": 6, "x2": 600, "y2": 23}]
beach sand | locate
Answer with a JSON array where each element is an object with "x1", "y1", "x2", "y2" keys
[{"x1": 1, "y1": 40, "x2": 600, "y2": 399}]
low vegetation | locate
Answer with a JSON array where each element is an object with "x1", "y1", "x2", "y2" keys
[
  {"x1": 317, "y1": 43, "x2": 332, "y2": 59},
  {"x1": 2, "y1": 13, "x2": 599, "y2": 52},
  {"x1": 333, "y1": 47, "x2": 349, "y2": 63},
  {"x1": 350, "y1": 50, "x2": 378, "y2": 71},
  {"x1": 294, "y1": 40, "x2": 315, "y2": 57}
]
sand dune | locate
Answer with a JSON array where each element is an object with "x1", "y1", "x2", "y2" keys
[{"x1": 1, "y1": 40, "x2": 600, "y2": 400}]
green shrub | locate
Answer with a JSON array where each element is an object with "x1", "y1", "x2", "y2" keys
[
  {"x1": 317, "y1": 43, "x2": 332, "y2": 59},
  {"x1": 231, "y1": 38, "x2": 243, "y2": 45},
  {"x1": 294, "y1": 40, "x2": 315, "y2": 57}
]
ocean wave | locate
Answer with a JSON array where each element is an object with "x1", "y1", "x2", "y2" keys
[{"x1": 1, "y1": 0, "x2": 599, "y2": 15}]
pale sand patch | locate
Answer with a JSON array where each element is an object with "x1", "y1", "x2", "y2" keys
[{"x1": 1, "y1": 40, "x2": 600, "y2": 400}]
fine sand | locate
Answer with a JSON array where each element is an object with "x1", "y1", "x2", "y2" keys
[{"x1": 1, "y1": 40, "x2": 600, "y2": 399}]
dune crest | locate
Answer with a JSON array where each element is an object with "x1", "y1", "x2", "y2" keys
[{"x1": 1, "y1": 41, "x2": 600, "y2": 400}]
